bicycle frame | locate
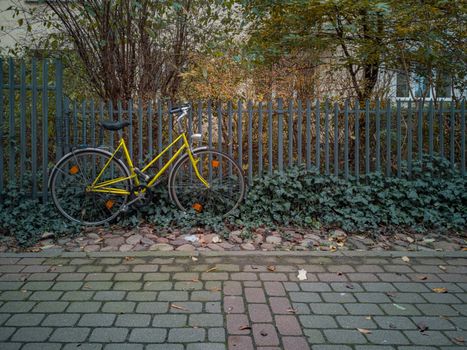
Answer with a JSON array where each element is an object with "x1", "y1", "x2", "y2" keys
[{"x1": 87, "y1": 132, "x2": 209, "y2": 196}]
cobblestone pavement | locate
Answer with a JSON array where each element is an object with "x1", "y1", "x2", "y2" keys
[{"x1": 0, "y1": 251, "x2": 466, "y2": 350}]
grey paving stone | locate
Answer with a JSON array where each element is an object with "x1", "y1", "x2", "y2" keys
[
  {"x1": 380, "y1": 303, "x2": 421, "y2": 316},
  {"x1": 421, "y1": 292, "x2": 463, "y2": 304},
  {"x1": 135, "y1": 302, "x2": 168, "y2": 313},
  {"x1": 450, "y1": 316, "x2": 467, "y2": 330},
  {"x1": 0, "y1": 327, "x2": 16, "y2": 341},
  {"x1": 355, "y1": 292, "x2": 391, "y2": 303},
  {"x1": 189, "y1": 313, "x2": 224, "y2": 327},
  {"x1": 78, "y1": 313, "x2": 116, "y2": 326},
  {"x1": 0, "y1": 313, "x2": 10, "y2": 325},
  {"x1": 362, "y1": 283, "x2": 397, "y2": 292},
  {"x1": 344, "y1": 303, "x2": 384, "y2": 315},
  {"x1": 143, "y1": 282, "x2": 173, "y2": 290},
  {"x1": 21, "y1": 343, "x2": 61, "y2": 350},
  {"x1": 42, "y1": 313, "x2": 80, "y2": 326},
  {"x1": 303, "y1": 329, "x2": 325, "y2": 343},
  {"x1": 49, "y1": 327, "x2": 91, "y2": 342},
  {"x1": 158, "y1": 291, "x2": 188, "y2": 301},
  {"x1": 289, "y1": 292, "x2": 322, "y2": 302},
  {"x1": 168, "y1": 302, "x2": 203, "y2": 313},
  {"x1": 52, "y1": 281, "x2": 83, "y2": 290},
  {"x1": 0, "y1": 282, "x2": 25, "y2": 291},
  {"x1": 321, "y1": 292, "x2": 356, "y2": 303},
  {"x1": 323, "y1": 329, "x2": 367, "y2": 344},
  {"x1": 29, "y1": 291, "x2": 63, "y2": 300},
  {"x1": 191, "y1": 291, "x2": 221, "y2": 301},
  {"x1": 63, "y1": 344, "x2": 103, "y2": 350},
  {"x1": 208, "y1": 327, "x2": 226, "y2": 342},
  {"x1": 0, "y1": 301, "x2": 35, "y2": 312},
  {"x1": 11, "y1": 327, "x2": 53, "y2": 342},
  {"x1": 67, "y1": 301, "x2": 102, "y2": 313},
  {"x1": 354, "y1": 346, "x2": 395, "y2": 350},
  {"x1": 94, "y1": 291, "x2": 126, "y2": 301},
  {"x1": 373, "y1": 316, "x2": 416, "y2": 330},
  {"x1": 146, "y1": 345, "x2": 184, "y2": 350},
  {"x1": 311, "y1": 346, "x2": 352, "y2": 350},
  {"x1": 0, "y1": 290, "x2": 31, "y2": 300},
  {"x1": 84, "y1": 281, "x2": 114, "y2": 290},
  {"x1": 365, "y1": 330, "x2": 409, "y2": 345},
  {"x1": 206, "y1": 301, "x2": 222, "y2": 313},
  {"x1": 32, "y1": 301, "x2": 69, "y2": 312},
  {"x1": 113, "y1": 282, "x2": 142, "y2": 290},
  {"x1": 90, "y1": 327, "x2": 129, "y2": 342},
  {"x1": 299, "y1": 315, "x2": 338, "y2": 328},
  {"x1": 393, "y1": 283, "x2": 431, "y2": 293},
  {"x1": 415, "y1": 304, "x2": 459, "y2": 316},
  {"x1": 336, "y1": 315, "x2": 377, "y2": 329},
  {"x1": 129, "y1": 328, "x2": 167, "y2": 342},
  {"x1": 167, "y1": 328, "x2": 205, "y2": 342},
  {"x1": 102, "y1": 301, "x2": 136, "y2": 313},
  {"x1": 410, "y1": 316, "x2": 456, "y2": 330},
  {"x1": 389, "y1": 293, "x2": 426, "y2": 303},
  {"x1": 152, "y1": 314, "x2": 187, "y2": 327},
  {"x1": 5, "y1": 313, "x2": 45, "y2": 326},
  {"x1": 62, "y1": 291, "x2": 95, "y2": 300},
  {"x1": 403, "y1": 330, "x2": 452, "y2": 345},
  {"x1": 309, "y1": 303, "x2": 347, "y2": 315},
  {"x1": 126, "y1": 291, "x2": 157, "y2": 301},
  {"x1": 186, "y1": 344, "x2": 226, "y2": 350},
  {"x1": 104, "y1": 345, "x2": 143, "y2": 350},
  {"x1": 115, "y1": 314, "x2": 151, "y2": 327}
]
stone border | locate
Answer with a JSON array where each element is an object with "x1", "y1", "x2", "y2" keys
[{"x1": 0, "y1": 249, "x2": 465, "y2": 258}]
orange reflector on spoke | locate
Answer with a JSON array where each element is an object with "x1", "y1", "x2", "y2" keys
[
  {"x1": 105, "y1": 200, "x2": 115, "y2": 210},
  {"x1": 69, "y1": 165, "x2": 79, "y2": 175},
  {"x1": 192, "y1": 203, "x2": 203, "y2": 213},
  {"x1": 211, "y1": 160, "x2": 220, "y2": 168}
]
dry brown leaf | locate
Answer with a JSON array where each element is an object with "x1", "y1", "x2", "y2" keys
[
  {"x1": 205, "y1": 267, "x2": 217, "y2": 273},
  {"x1": 287, "y1": 308, "x2": 297, "y2": 313},
  {"x1": 439, "y1": 265, "x2": 447, "y2": 271},
  {"x1": 417, "y1": 321, "x2": 428, "y2": 332},
  {"x1": 330, "y1": 245, "x2": 337, "y2": 252},
  {"x1": 170, "y1": 304, "x2": 190, "y2": 311},
  {"x1": 190, "y1": 279, "x2": 200, "y2": 283},
  {"x1": 365, "y1": 316, "x2": 372, "y2": 320},
  {"x1": 83, "y1": 284, "x2": 91, "y2": 289},
  {"x1": 432, "y1": 287, "x2": 448, "y2": 293},
  {"x1": 401, "y1": 256, "x2": 410, "y2": 263},
  {"x1": 267, "y1": 265, "x2": 276, "y2": 272},
  {"x1": 406, "y1": 237, "x2": 415, "y2": 243},
  {"x1": 124, "y1": 256, "x2": 134, "y2": 261},
  {"x1": 416, "y1": 275, "x2": 428, "y2": 281},
  {"x1": 239, "y1": 325, "x2": 251, "y2": 330},
  {"x1": 462, "y1": 247, "x2": 467, "y2": 251},
  {"x1": 453, "y1": 336, "x2": 465, "y2": 344},
  {"x1": 94, "y1": 238, "x2": 104, "y2": 243},
  {"x1": 209, "y1": 287, "x2": 222, "y2": 292},
  {"x1": 357, "y1": 328, "x2": 372, "y2": 334}
]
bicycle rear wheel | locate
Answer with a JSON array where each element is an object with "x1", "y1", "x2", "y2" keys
[
  {"x1": 49, "y1": 149, "x2": 131, "y2": 225},
  {"x1": 169, "y1": 149, "x2": 245, "y2": 217}
]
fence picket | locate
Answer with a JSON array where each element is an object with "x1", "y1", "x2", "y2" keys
[
  {"x1": 148, "y1": 101, "x2": 153, "y2": 158},
  {"x1": 55, "y1": 59, "x2": 63, "y2": 160},
  {"x1": 461, "y1": 100, "x2": 465, "y2": 176},
  {"x1": 228, "y1": 101, "x2": 233, "y2": 176},
  {"x1": 31, "y1": 58, "x2": 38, "y2": 198},
  {"x1": 0, "y1": 58, "x2": 3, "y2": 194},
  {"x1": 258, "y1": 102, "x2": 263, "y2": 173},
  {"x1": 288, "y1": 99, "x2": 293, "y2": 168},
  {"x1": 315, "y1": 99, "x2": 320, "y2": 171},
  {"x1": 365, "y1": 99, "x2": 370, "y2": 177},
  {"x1": 20, "y1": 61, "x2": 26, "y2": 185},
  {"x1": 306, "y1": 99, "x2": 311, "y2": 170},
  {"x1": 268, "y1": 100, "x2": 273, "y2": 174},
  {"x1": 385, "y1": 101, "x2": 391, "y2": 177},
  {"x1": 138, "y1": 99, "x2": 143, "y2": 166},
  {"x1": 418, "y1": 100, "x2": 423, "y2": 161},
  {"x1": 247, "y1": 100, "x2": 253, "y2": 184},
  {"x1": 158, "y1": 100, "x2": 163, "y2": 168},
  {"x1": 90, "y1": 100, "x2": 95, "y2": 147},
  {"x1": 355, "y1": 100, "x2": 360, "y2": 180},
  {"x1": 428, "y1": 100, "x2": 434, "y2": 157},
  {"x1": 396, "y1": 100, "x2": 402, "y2": 177},
  {"x1": 41, "y1": 59, "x2": 49, "y2": 203},
  {"x1": 8, "y1": 57, "x2": 15, "y2": 183},
  {"x1": 333, "y1": 102, "x2": 339, "y2": 176},
  {"x1": 344, "y1": 100, "x2": 349, "y2": 179},
  {"x1": 81, "y1": 100, "x2": 87, "y2": 145},
  {"x1": 237, "y1": 100, "x2": 243, "y2": 169},
  {"x1": 324, "y1": 99, "x2": 330, "y2": 175},
  {"x1": 450, "y1": 100, "x2": 455, "y2": 169},
  {"x1": 277, "y1": 98, "x2": 283, "y2": 172},
  {"x1": 375, "y1": 99, "x2": 381, "y2": 172},
  {"x1": 407, "y1": 100, "x2": 413, "y2": 175},
  {"x1": 297, "y1": 100, "x2": 302, "y2": 166},
  {"x1": 438, "y1": 101, "x2": 444, "y2": 157}
]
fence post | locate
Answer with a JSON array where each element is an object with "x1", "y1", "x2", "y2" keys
[
  {"x1": 297, "y1": 100, "x2": 302, "y2": 166},
  {"x1": 306, "y1": 99, "x2": 311, "y2": 170},
  {"x1": 449, "y1": 100, "x2": 455, "y2": 170},
  {"x1": 461, "y1": 99, "x2": 465, "y2": 176},
  {"x1": 258, "y1": 101, "x2": 263, "y2": 174},
  {"x1": 237, "y1": 100, "x2": 243, "y2": 169},
  {"x1": 8, "y1": 57, "x2": 15, "y2": 183},
  {"x1": 315, "y1": 99, "x2": 320, "y2": 172},
  {"x1": 333, "y1": 102, "x2": 339, "y2": 177},
  {"x1": 247, "y1": 100, "x2": 253, "y2": 184},
  {"x1": 438, "y1": 101, "x2": 444, "y2": 157},
  {"x1": 354, "y1": 100, "x2": 360, "y2": 180},
  {"x1": 42, "y1": 59, "x2": 49, "y2": 203},
  {"x1": 0, "y1": 58, "x2": 3, "y2": 195},
  {"x1": 277, "y1": 98, "x2": 283, "y2": 172},
  {"x1": 428, "y1": 100, "x2": 434, "y2": 157},
  {"x1": 31, "y1": 58, "x2": 38, "y2": 199},
  {"x1": 288, "y1": 99, "x2": 293, "y2": 168},
  {"x1": 20, "y1": 60, "x2": 26, "y2": 186},
  {"x1": 344, "y1": 99, "x2": 349, "y2": 179},
  {"x1": 55, "y1": 59, "x2": 63, "y2": 160},
  {"x1": 268, "y1": 100, "x2": 273, "y2": 174},
  {"x1": 385, "y1": 100, "x2": 391, "y2": 177},
  {"x1": 324, "y1": 98, "x2": 330, "y2": 175},
  {"x1": 375, "y1": 99, "x2": 381, "y2": 172},
  {"x1": 364, "y1": 99, "x2": 370, "y2": 178},
  {"x1": 396, "y1": 99, "x2": 402, "y2": 177},
  {"x1": 407, "y1": 100, "x2": 413, "y2": 176}
]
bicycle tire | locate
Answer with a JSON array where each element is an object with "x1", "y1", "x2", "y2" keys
[
  {"x1": 49, "y1": 148, "x2": 132, "y2": 225},
  {"x1": 168, "y1": 149, "x2": 245, "y2": 217}
]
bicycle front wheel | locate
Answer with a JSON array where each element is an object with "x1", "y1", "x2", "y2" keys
[
  {"x1": 49, "y1": 149, "x2": 131, "y2": 225},
  {"x1": 169, "y1": 149, "x2": 245, "y2": 217}
]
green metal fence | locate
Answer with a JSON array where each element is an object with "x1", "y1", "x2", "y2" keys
[{"x1": 1, "y1": 58, "x2": 466, "y2": 203}]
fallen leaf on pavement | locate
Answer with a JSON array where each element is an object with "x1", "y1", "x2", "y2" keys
[
  {"x1": 386, "y1": 291, "x2": 398, "y2": 297},
  {"x1": 393, "y1": 303, "x2": 406, "y2": 310},
  {"x1": 417, "y1": 321, "x2": 428, "y2": 332},
  {"x1": 297, "y1": 269, "x2": 307, "y2": 281},
  {"x1": 439, "y1": 265, "x2": 447, "y2": 271},
  {"x1": 239, "y1": 325, "x2": 251, "y2": 330},
  {"x1": 453, "y1": 336, "x2": 465, "y2": 344},
  {"x1": 209, "y1": 287, "x2": 221, "y2": 292},
  {"x1": 416, "y1": 275, "x2": 428, "y2": 280},
  {"x1": 205, "y1": 267, "x2": 217, "y2": 273},
  {"x1": 287, "y1": 308, "x2": 297, "y2": 313},
  {"x1": 432, "y1": 287, "x2": 448, "y2": 293},
  {"x1": 401, "y1": 256, "x2": 410, "y2": 263},
  {"x1": 406, "y1": 237, "x2": 415, "y2": 243},
  {"x1": 267, "y1": 265, "x2": 276, "y2": 272},
  {"x1": 389, "y1": 323, "x2": 396, "y2": 329},
  {"x1": 357, "y1": 328, "x2": 372, "y2": 334},
  {"x1": 124, "y1": 256, "x2": 134, "y2": 262},
  {"x1": 94, "y1": 238, "x2": 104, "y2": 243},
  {"x1": 170, "y1": 304, "x2": 190, "y2": 311},
  {"x1": 190, "y1": 279, "x2": 199, "y2": 283},
  {"x1": 345, "y1": 283, "x2": 354, "y2": 289},
  {"x1": 365, "y1": 316, "x2": 372, "y2": 320},
  {"x1": 260, "y1": 330, "x2": 268, "y2": 336},
  {"x1": 191, "y1": 257, "x2": 198, "y2": 262},
  {"x1": 462, "y1": 247, "x2": 467, "y2": 251}
]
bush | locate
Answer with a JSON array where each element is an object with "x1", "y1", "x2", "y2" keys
[{"x1": 1, "y1": 156, "x2": 465, "y2": 247}]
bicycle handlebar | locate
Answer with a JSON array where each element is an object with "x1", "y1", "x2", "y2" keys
[{"x1": 170, "y1": 104, "x2": 191, "y2": 133}]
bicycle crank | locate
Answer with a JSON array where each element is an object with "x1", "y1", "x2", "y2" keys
[{"x1": 121, "y1": 185, "x2": 153, "y2": 212}]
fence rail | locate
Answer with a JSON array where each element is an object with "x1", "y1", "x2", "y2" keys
[{"x1": 1, "y1": 58, "x2": 466, "y2": 203}]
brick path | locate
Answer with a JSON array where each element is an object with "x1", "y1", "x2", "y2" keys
[{"x1": 0, "y1": 251, "x2": 466, "y2": 350}]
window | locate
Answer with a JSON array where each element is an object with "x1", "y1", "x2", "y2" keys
[
  {"x1": 396, "y1": 72, "x2": 409, "y2": 98},
  {"x1": 435, "y1": 73, "x2": 452, "y2": 98}
]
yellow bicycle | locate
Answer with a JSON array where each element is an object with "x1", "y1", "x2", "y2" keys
[{"x1": 48, "y1": 105, "x2": 245, "y2": 225}]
